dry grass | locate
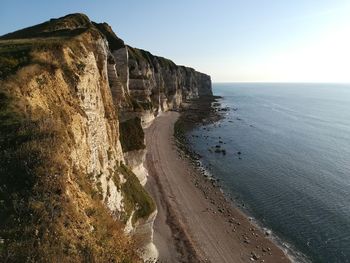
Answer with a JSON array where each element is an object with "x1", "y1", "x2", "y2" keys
[
  {"x1": 0, "y1": 58, "x2": 141, "y2": 263},
  {"x1": 0, "y1": 14, "x2": 153, "y2": 261}
]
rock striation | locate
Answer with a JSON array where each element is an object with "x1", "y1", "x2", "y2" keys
[{"x1": 0, "y1": 13, "x2": 212, "y2": 262}]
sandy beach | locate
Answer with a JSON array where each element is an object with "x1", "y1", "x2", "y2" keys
[{"x1": 145, "y1": 111, "x2": 291, "y2": 263}]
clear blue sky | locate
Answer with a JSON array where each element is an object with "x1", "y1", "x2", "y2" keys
[{"x1": 1, "y1": 0, "x2": 350, "y2": 82}]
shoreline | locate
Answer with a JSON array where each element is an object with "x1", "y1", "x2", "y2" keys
[
  {"x1": 145, "y1": 108, "x2": 291, "y2": 262},
  {"x1": 193, "y1": 158, "x2": 309, "y2": 263},
  {"x1": 178, "y1": 97, "x2": 310, "y2": 263}
]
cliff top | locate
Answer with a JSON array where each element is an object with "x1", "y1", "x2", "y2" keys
[
  {"x1": 0, "y1": 13, "x2": 92, "y2": 40},
  {"x1": 0, "y1": 13, "x2": 210, "y2": 80}
]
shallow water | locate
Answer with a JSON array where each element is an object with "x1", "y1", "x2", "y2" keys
[{"x1": 188, "y1": 83, "x2": 350, "y2": 263}]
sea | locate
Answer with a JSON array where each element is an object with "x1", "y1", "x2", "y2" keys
[{"x1": 188, "y1": 83, "x2": 350, "y2": 263}]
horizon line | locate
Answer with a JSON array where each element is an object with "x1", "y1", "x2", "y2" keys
[{"x1": 212, "y1": 81, "x2": 350, "y2": 84}]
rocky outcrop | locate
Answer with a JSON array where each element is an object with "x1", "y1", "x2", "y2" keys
[{"x1": 0, "y1": 13, "x2": 212, "y2": 262}]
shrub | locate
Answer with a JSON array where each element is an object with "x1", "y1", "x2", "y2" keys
[
  {"x1": 119, "y1": 117, "x2": 145, "y2": 152},
  {"x1": 118, "y1": 163, "x2": 155, "y2": 224},
  {"x1": 0, "y1": 47, "x2": 31, "y2": 79}
]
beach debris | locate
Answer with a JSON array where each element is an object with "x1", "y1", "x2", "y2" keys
[
  {"x1": 251, "y1": 251, "x2": 260, "y2": 260},
  {"x1": 219, "y1": 107, "x2": 230, "y2": 112},
  {"x1": 228, "y1": 217, "x2": 236, "y2": 223}
]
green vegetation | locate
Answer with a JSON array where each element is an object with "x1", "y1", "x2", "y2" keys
[
  {"x1": 0, "y1": 44, "x2": 31, "y2": 79},
  {"x1": 118, "y1": 163, "x2": 155, "y2": 224},
  {"x1": 127, "y1": 46, "x2": 154, "y2": 66},
  {"x1": 0, "y1": 37, "x2": 73, "y2": 80},
  {"x1": 138, "y1": 100, "x2": 153, "y2": 110},
  {"x1": 130, "y1": 98, "x2": 153, "y2": 111},
  {"x1": 119, "y1": 117, "x2": 145, "y2": 152},
  {"x1": 157, "y1": 56, "x2": 177, "y2": 71},
  {"x1": 127, "y1": 45, "x2": 178, "y2": 74},
  {"x1": 112, "y1": 170, "x2": 121, "y2": 189},
  {"x1": 93, "y1": 22, "x2": 125, "y2": 51},
  {"x1": 0, "y1": 13, "x2": 95, "y2": 80},
  {"x1": 0, "y1": 13, "x2": 90, "y2": 40}
]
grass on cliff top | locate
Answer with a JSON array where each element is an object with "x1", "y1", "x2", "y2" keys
[
  {"x1": 119, "y1": 117, "x2": 146, "y2": 152},
  {"x1": 0, "y1": 13, "x2": 94, "y2": 80},
  {"x1": 127, "y1": 45, "x2": 177, "y2": 73},
  {"x1": 127, "y1": 46, "x2": 153, "y2": 65},
  {"x1": 0, "y1": 43, "x2": 32, "y2": 79},
  {"x1": 156, "y1": 56, "x2": 177, "y2": 71},
  {"x1": 0, "y1": 13, "x2": 90, "y2": 40},
  {"x1": 119, "y1": 163, "x2": 155, "y2": 224},
  {"x1": 0, "y1": 36, "x2": 73, "y2": 80},
  {"x1": 93, "y1": 22, "x2": 125, "y2": 51}
]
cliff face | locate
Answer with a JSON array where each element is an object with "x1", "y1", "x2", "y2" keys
[{"x1": 0, "y1": 13, "x2": 212, "y2": 262}]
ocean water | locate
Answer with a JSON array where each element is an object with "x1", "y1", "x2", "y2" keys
[{"x1": 188, "y1": 83, "x2": 350, "y2": 263}]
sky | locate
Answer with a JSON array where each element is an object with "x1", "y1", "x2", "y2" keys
[{"x1": 1, "y1": 0, "x2": 350, "y2": 83}]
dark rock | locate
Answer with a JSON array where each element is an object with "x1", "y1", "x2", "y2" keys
[{"x1": 251, "y1": 252, "x2": 260, "y2": 260}]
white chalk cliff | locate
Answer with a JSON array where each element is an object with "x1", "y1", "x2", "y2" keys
[{"x1": 0, "y1": 13, "x2": 212, "y2": 262}]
